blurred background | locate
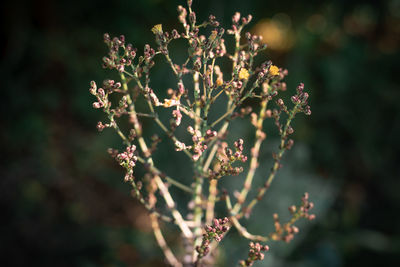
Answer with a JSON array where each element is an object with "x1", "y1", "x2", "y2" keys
[{"x1": 1, "y1": 0, "x2": 399, "y2": 266}]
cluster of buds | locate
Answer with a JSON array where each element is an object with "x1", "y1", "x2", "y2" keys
[
  {"x1": 102, "y1": 34, "x2": 137, "y2": 73},
  {"x1": 196, "y1": 217, "x2": 229, "y2": 258},
  {"x1": 209, "y1": 139, "x2": 248, "y2": 179},
  {"x1": 177, "y1": 5, "x2": 189, "y2": 32},
  {"x1": 113, "y1": 96, "x2": 128, "y2": 117},
  {"x1": 268, "y1": 83, "x2": 311, "y2": 154},
  {"x1": 142, "y1": 44, "x2": 156, "y2": 68},
  {"x1": 90, "y1": 80, "x2": 130, "y2": 131},
  {"x1": 151, "y1": 24, "x2": 181, "y2": 55},
  {"x1": 291, "y1": 83, "x2": 311, "y2": 115},
  {"x1": 90, "y1": 80, "x2": 124, "y2": 109},
  {"x1": 269, "y1": 107, "x2": 295, "y2": 150},
  {"x1": 299, "y1": 192, "x2": 316, "y2": 220},
  {"x1": 224, "y1": 78, "x2": 244, "y2": 98},
  {"x1": 96, "y1": 121, "x2": 111, "y2": 132},
  {"x1": 90, "y1": 81, "x2": 108, "y2": 110},
  {"x1": 188, "y1": 127, "x2": 217, "y2": 161},
  {"x1": 245, "y1": 31, "x2": 267, "y2": 54},
  {"x1": 102, "y1": 79, "x2": 122, "y2": 93},
  {"x1": 116, "y1": 145, "x2": 138, "y2": 182},
  {"x1": 270, "y1": 213, "x2": 299, "y2": 243},
  {"x1": 188, "y1": 126, "x2": 208, "y2": 161},
  {"x1": 174, "y1": 128, "x2": 217, "y2": 161},
  {"x1": 270, "y1": 193, "x2": 315, "y2": 242},
  {"x1": 239, "y1": 242, "x2": 270, "y2": 266},
  {"x1": 255, "y1": 61, "x2": 283, "y2": 87},
  {"x1": 227, "y1": 12, "x2": 252, "y2": 35},
  {"x1": 203, "y1": 28, "x2": 226, "y2": 59},
  {"x1": 208, "y1": 14, "x2": 220, "y2": 27},
  {"x1": 259, "y1": 67, "x2": 288, "y2": 101}
]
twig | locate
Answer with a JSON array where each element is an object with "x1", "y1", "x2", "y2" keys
[
  {"x1": 231, "y1": 99, "x2": 268, "y2": 215},
  {"x1": 136, "y1": 156, "x2": 193, "y2": 194},
  {"x1": 121, "y1": 73, "x2": 193, "y2": 239},
  {"x1": 150, "y1": 213, "x2": 183, "y2": 267}
]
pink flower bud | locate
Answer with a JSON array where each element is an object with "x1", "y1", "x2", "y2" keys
[{"x1": 93, "y1": 102, "x2": 103, "y2": 109}]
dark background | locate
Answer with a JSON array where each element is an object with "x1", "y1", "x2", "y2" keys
[{"x1": 1, "y1": 0, "x2": 399, "y2": 266}]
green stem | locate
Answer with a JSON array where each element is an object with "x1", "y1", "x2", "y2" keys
[
  {"x1": 136, "y1": 156, "x2": 193, "y2": 193},
  {"x1": 240, "y1": 105, "x2": 299, "y2": 218},
  {"x1": 231, "y1": 99, "x2": 268, "y2": 215}
]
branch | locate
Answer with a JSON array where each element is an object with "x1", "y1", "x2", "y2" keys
[
  {"x1": 151, "y1": 211, "x2": 183, "y2": 267},
  {"x1": 226, "y1": 195, "x2": 268, "y2": 242},
  {"x1": 136, "y1": 156, "x2": 193, "y2": 194},
  {"x1": 239, "y1": 104, "x2": 300, "y2": 219},
  {"x1": 231, "y1": 99, "x2": 268, "y2": 215},
  {"x1": 120, "y1": 73, "x2": 193, "y2": 239}
]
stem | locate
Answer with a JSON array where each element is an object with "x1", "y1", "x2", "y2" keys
[
  {"x1": 210, "y1": 87, "x2": 225, "y2": 104},
  {"x1": 154, "y1": 116, "x2": 193, "y2": 159},
  {"x1": 226, "y1": 196, "x2": 268, "y2": 242},
  {"x1": 239, "y1": 105, "x2": 299, "y2": 218},
  {"x1": 210, "y1": 81, "x2": 259, "y2": 128},
  {"x1": 120, "y1": 73, "x2": 193, "y2": 239},
  {"x1": 129, "y1": 179, "x2": 174, "y2": 223},
  {"x1": 205, "y1": 179, "x2": 218, "y2": 225},
  {"x1": 192, "y1": 69, "x2": 204, "y2": 262},
  {"x1": 233, "y1": 28, "x2": 242, "y2": 70},
  {"x1": 231, "y1": 99, "x2": 268, "y2": 215},
  {"x1": 165, "y1": 52, "x2": 179, "y2": 76},
  {"x1": 136, "y1": 156, "x2": 193, "y2": 193},
  {"x1": 203, "y1": 95, "x2": 231, "y2": 226},
  {"x1": 129, "y1": 72, "x2": 193, "y2": 159},
  {"x1": 150, "y1": 213, "x2": 183, "y2": 267}
]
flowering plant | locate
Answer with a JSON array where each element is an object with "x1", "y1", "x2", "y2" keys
[{"x1": 90, "y1": 0, "x2": 314, "y2": 266}]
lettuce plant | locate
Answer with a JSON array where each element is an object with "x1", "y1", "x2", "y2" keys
[{"x1": 90, "y1": 1, "x2": 314, "y2": 266}]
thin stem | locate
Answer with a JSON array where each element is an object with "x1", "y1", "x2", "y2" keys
[
  {"x1": 226, "y1": 195, "x2": 268, "y2": 242},
  {"x1": 231, "y1": 216, "x2": 269, "y2": 242},
  {"x1": 120, "y1": 73, "x2": 193, "y2": 239},
  {"x1": 203, "y1": 107, "x2": 231, "y2": 226},
  {"x1": 205, "y1": 179, "x2": 218, "y2": 225},
  {"x1": 153, "y1": 116, "x2": 193, "y2": 159},
  {"x1": 129, "y1": 72, "x2": 193, "y2": 159},
  {"x1": 233, "y1": 28, "x2": 242, "y2": 70},
  {"x1": 109, "y1": 114, "x2": 131, "y2": 146},
  {"x1": 136, "y1": 112, "x2": 156, "y2": 118},
  {"x1": 179, "y1": 105, "x2": 203, "y2": 121},
  {"x1": 192, "y1": 69, "x2": 204, "y2": 263},
  {"x1": 239, "y1": 105, "x2": 299, "y2": 218},
  {"x1": 210, "y1": 105, "x2": 235, "y2": 128},
  {"x1": 150, "y1": 213, "x2": 183, "y2": 267},
  {"x1": 136, "y1": 156, "x2": 193, "y2": 194},
  {"x1": 210, "y1": 81, "x2": 259, "y2": 128},
  {"x1": 231, "y1": 99, "x2": 268, "y2": 215},
  {"x1": 210, "y1": 87, "x2": 225, "y2": 104},
  {"x1": 203, "y1": 122, "x2": 229, "y2": 171},
  {"x1": 164, "y1": 52, "x2": 179, "y2": 76},
  {"x1": 129, "y1": 179, "x2": 174, "y2": 223}
]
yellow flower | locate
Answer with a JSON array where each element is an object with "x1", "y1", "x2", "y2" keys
[
  {"x1": 238, "y1": 68, "x2": 250, "y2": 80},
  {"x1": 163, "y1": 98, "x2": 180, "y2": 108},
  {"x1": 269, "y1": 65, "x2": 279, "y2": 76},
  {"x1": 151, "y1": 24, "x2": 163, "y2": 34}
]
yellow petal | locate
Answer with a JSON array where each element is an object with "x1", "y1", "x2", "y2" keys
[
  {"x1": 238, "y1": 68, "x2": 250, "y2": 80},
  {"x1": 269, "y1": 65, "x2": 279, "y2": 76},
  {"x1": 151, "y1": 24, "x2": 163, "y2": 34}
]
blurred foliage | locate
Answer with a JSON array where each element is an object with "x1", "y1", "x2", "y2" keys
[{"x1": 1, "y1": 0, "x2": 399, "y2": 266}]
